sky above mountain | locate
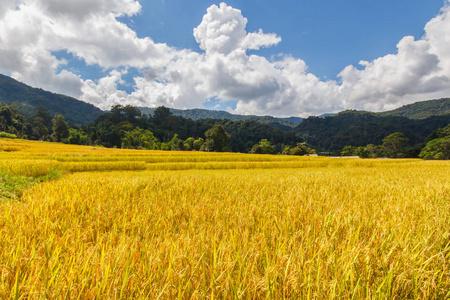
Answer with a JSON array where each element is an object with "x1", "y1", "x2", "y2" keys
[{"x1": 1, "y1": 0, "x2": 449, "y2": 117}]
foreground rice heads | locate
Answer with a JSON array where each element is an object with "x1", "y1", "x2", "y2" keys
[{"x1": 0, "y1": 139, "x2": 449, "y2": 298}]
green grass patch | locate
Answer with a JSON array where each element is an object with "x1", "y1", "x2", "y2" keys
[
  {"x1": 0, "y1": 169, "x2": 63, "y2": 201},
  {"x1": 0, "y1": 172, "x2": 36, "y2": 200}
]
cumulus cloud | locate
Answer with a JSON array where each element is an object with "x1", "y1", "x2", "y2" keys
[
  {"x1": 39, "y1": 0, "x2": 142, "y2": 19},
  {"x1": 1, "y1": 1, "x2": 450, "y2": 116},
  {"x1": 338, "y1": 35, "x2": 449, "y2": 111},
  {"x1": 333, "y1": 2, "x2": 450, "y2": 112},
  {"x1": 0, "y1": 0, "x2": 15, "y2": 18},
  {"x1": 193, "y1": 3, "x2": 281, "y2": 55},
  {"x1": 425, "y1": 3, "x2": 450, "y2": 75},
  {"x1": 81, "y1": 70, "x2": 129, "y2": 108},
  {"x1": 0, "y1": 0, "x2": 174, "y2": 99}
]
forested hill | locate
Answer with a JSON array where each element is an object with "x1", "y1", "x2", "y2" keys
[
  {"x1": 379, "y1": 98, "x2": 450, "y2": 119},
  {"x1": 295, "y1": 110, "x2": 450, "y2": 151},
  {"x1": 0, "y1": 74, "x2": 104, "y2": 125},
  {"x1": 138, "y1": 107, "x2": 302, "y2": 128}
]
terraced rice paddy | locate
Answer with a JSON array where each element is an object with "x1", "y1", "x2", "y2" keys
[{"x1": 0, "y1": 138, "x2": 449, "y2": 298}]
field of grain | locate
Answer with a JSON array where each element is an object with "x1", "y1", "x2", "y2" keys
[{"x1": 0, "y1": 138, "x2": 449, "y2": 298}]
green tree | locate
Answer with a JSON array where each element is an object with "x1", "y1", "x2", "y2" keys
[
  {"x1": 284, "y1": 143, "x2": 316, "y2": 156},
  {"x1": 32, "y1": 105, "x2": 52, "y2": 130},
  {"x1": 0, "y1": 104, "x2": 25, "y2": 136},
  {"x1": 250, "y1": 139, "x2": 275, "y2": 154},
  {"x1": 32, "y1": 117, "x2": 49, "y2": 140},
  {"x1": 355, "y1": 146, "x2": 369, "y2": 158},
  {"x1": 419, "y1": 137, "x2": 450, "y2": 160},
  {"x1": 382, "y1": 132, "x2": 409, "y2": 158},
  {"x1": 153, "y1": 106, "x2": 172, "y2": 126},
  {"x1": 282, "y1": 145, "x2": 291, "y2": 155},
  {"x1": 183, "y1": 137, "x2": 195, "y2": 151},
  {"x1": 340, "y1": 145, "x2": 356, "y2": 156},
  {"x1": 0, "y1": 104, "x2": 14, "y2": 132},
  {"x1": 193, "y1": 138, "x2": 204, "y2": 151},
  {"x1": 110, "y1": 105, "x2": 142, "y2": 124},
  {"x1": 364, "y1": 144, "x2": 385, "y2": 158},
  {"x1": 90, "y1": 118, "x2": 121, "y2": 148},
  {"x1": 201, "y1": 124, "x2": 231, "y2": 152},
  {"x1": 167, "y1": 134, "x2": 183, "y2": 151},
  {"x1": 340, "y1": 145, "x2": 368, "y2": 158},
  {"x1": 419, "y1": 125, "x2": 450, "y2": 160},
  {"x1": 121, "y1": 128, "x2": 158, "y2": 150},
  {"x1": 116, "y1": 121, "x2": 134, "y2": 137},
  {"x1": 51, "y1": 114, "x2": 69, "y2": 142},
  {"x1": 64, "y1": 128, "x2": 88, "y2": 145}
]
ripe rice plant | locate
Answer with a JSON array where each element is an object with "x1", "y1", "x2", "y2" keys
[
  {"x1": 0, "y1": 139, "x2": 449, "y2": 298},
  {"x1": 0, "y1": 159, "x2": 60, "y2": 177}
]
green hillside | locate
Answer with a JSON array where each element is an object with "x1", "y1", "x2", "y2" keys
[
  {"x1": 0, "y1": 74, "x2": 104, "y2": 125},
  {"x1": 379, "y1": 98, "x2": 450, "y2": 119},
  {"x1": 138, "y1": 107, "x2": 301, "y2": 128}
]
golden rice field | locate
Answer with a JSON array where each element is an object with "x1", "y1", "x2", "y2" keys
[{"x1": 0, "y1": 138, "x2": 449, "y2": 299}]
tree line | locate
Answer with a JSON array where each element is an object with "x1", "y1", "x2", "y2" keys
[
  {"x1": 339, "y1": 127, "x2": 450, "y2": 160},
  {"x1": 0, "y1": 103, "x2": 312, "y2": 155},
  {"x1": 1, "y1": 102, "x2": 448, "y2": 159}
]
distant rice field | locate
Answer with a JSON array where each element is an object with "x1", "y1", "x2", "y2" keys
[{"x1": 0, "y1": 138, "x2": 449, "y2": 298}]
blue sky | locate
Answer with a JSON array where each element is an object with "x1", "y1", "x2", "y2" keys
[{"x1": 1, "y1": 0, "x2": 450, "y2": 116}]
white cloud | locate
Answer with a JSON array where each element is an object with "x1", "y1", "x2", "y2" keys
[
  {"x1": 0, "y1": 0, "x2": 174, "y2": 99},
  {"x1": 242, "y1": 29, "x2": 281, "y2": 51},
  {"x1": 1, "y1": 1, "x2": 450, "y2": 116},
  {"x1": 194, "y1": 3, "x2": 247, "y2": 55},
  {"x1": 425, "y1": 4, "x2": 450, "y2": 75},
  {"x1": 38, "y1": 0, "x2": 142, "y2": 19},
  {"x1": 193, "y1": 3, "x2": 281, "y2": 55},
  {"x1": 337, "y1": 4, "x2": 450, "y2": 112},
  {"x1": 0, "y1": 0, "x2": 15, "y2": 18},
  {"x1": 81, "y1": 70, "x2": 129, "y2": 108}
]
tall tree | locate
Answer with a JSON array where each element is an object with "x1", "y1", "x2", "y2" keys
[
  {"x1": 382, "y1": 132, "x2": 409, "y2": 158},
  {"x1": 201, "y1": 124, "x2": 231, "y2": 152},
  {"x1": 0, "y1": 104, "x2": 25, "y2": 136},
  {"x1": 183, "y1": 137, "x2": 195, "y2": 151},
  {"x1": 0, "y1": 104, "x2": 14, "y2": 132},
  {"x1": 193, "y1": 138, "x2": 204, "y2": 151},
  {"x1": 51, "y1": 114, "x2": 69, "y2": 142},
  {"x1": 110, "y1": 105, "x2": 142, "y2": 124},
  {"x1": 32, "y1": 117, "x2": 49, "y2": 140},
  {"x1": 152, "y1": 106, "x2": 172, "y2": 126},
  {"x1": 121, "y1": 128, "x2": 158, "y2": 150},
  {"x1": 250, "y1": 139, "x2": 275, "y2": 154},
  {"x1": 32, "y1": 105, "x2": 52, "y2": 130}
]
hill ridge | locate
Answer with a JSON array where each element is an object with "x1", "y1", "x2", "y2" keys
[
  {"x1": 0, "y1": 74, "x2": 104, "y2": 125},
  {"x1": 379, "y1": 98, "x2": 450, "y2": 119}
]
